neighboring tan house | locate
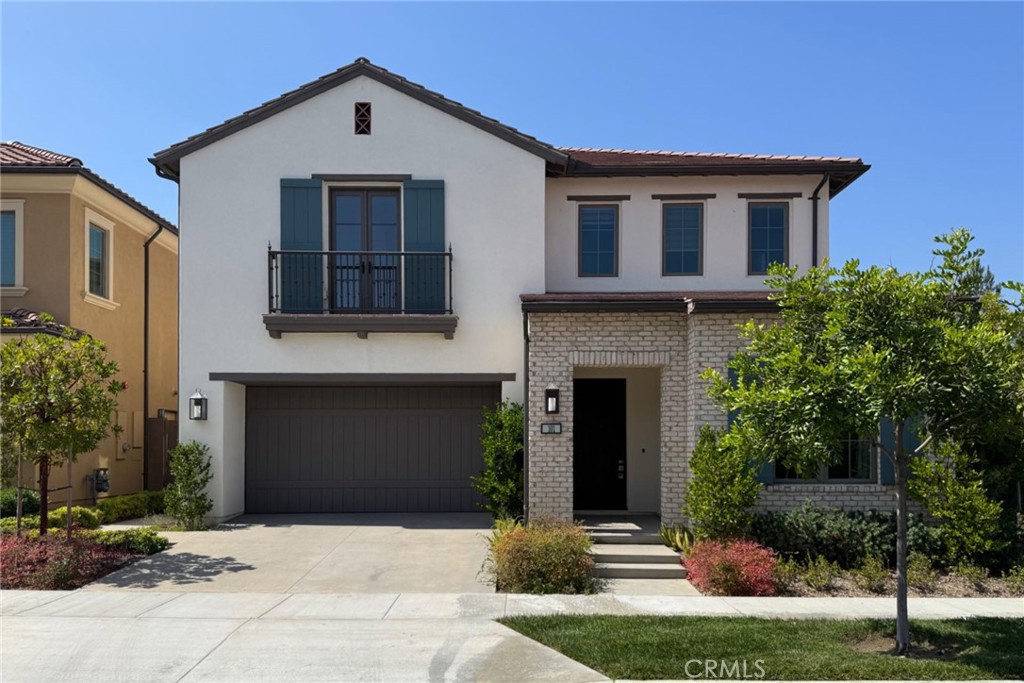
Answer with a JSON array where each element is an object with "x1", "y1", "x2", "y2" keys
[
  {"x1": 1, "y1": 141, "x2": 179, "y2": 506},
  {"x1": 152, "y1": 58, "x2": 877, "y2": 524}
]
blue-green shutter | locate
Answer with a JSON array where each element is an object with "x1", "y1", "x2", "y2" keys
[
  {"x1": 280, "y1": 179, "x2": 323, "y2": 313},
  {"x1": 403, "y1": 179, "x2": 445, "y2": 313},
  {"x1": 879, "y1": 417, "x2": 896, "y2": 485},
  {"x1": 726, "y1": 368, "x2": 774, "y2": 485}
]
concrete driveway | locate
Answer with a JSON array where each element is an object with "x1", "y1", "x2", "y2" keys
[{"x1": 87, "y1": 513, "x2": 494, "y2": 593}]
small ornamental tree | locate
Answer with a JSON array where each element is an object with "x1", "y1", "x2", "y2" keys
[
  {"x1": 471, "y1": 400, "x2": 524, "y2": 519},
  {"x1": 703, "y1": 230, "x2": 1024, "y2": 654},
  {"x1": 165, "y1": 440, "x2": 213, "y2": 530},
  {"x1": 684, "y1": 425, "x2": 761, "y2": 539},
  {"x1": 0, "y1": 316, "x2": 123, "y2": 536}
]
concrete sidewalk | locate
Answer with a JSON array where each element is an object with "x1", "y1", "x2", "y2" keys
[{"x1": 2, "y1": 590, "x2": 1021, "y2": 683}]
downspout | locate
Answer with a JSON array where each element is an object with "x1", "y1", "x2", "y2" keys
[
  {"x1": 522, "y1": 310, "x2": 530, "y2": 523},
  {"x1": 142, "y1": 223, "x2": 166, "y2": 490},
  {"x1": 810, "y1": 172, "x2": 829, "y2": 267}
]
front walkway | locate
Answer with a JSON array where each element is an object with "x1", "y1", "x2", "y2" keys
[{"x1": 3, "y1": 590, "x2": 1020, "y2": 683}]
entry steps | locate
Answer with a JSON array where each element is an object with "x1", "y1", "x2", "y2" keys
[{"x1": 580, "y1": 516, "x2": 687, "y2": 580}]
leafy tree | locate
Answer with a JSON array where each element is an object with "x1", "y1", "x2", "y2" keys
[
  {"x1": 703, "y1": 230, "x2": 1023, "y2": 654},
  {"x1": 471, "y1": 400, "x2": 524, "y2": 519},
  {"x1": 165, "y1": 440, "x2": 213, "y2": 530},
  {"x1": 684, "y1": 425, "x2": 761, "y2": 539},
  {"x1": 0, "y1": 316, "x2": 123, "y2": 537}
]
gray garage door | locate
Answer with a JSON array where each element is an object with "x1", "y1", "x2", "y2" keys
[{"x1": 245, "y1": 385, "x2": 500, "y2": 513}]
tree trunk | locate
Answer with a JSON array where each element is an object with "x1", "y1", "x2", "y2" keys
[
  {"x1": 66, "y1": 450, "x2": 73, "y2": 542},
  {"x1": 15, "y1": 445, "x2": 23, "y2": 538},
  {"x1": 38, "y1": 456, "x2": 50, "y2": 536},
  {"x1": 893, "y1": 423, "x2": 911, "y2": 655}
]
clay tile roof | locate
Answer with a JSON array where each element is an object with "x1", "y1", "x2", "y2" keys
[
  {"x1": 1, "y1": 142, "x2": 177, "y2": 234},
  {"x1": 0, "y1": 141, "x2": 82, "y2": 167},
  {"x1": 1, "y1": 308, "x2": 84, "y2": 338}
]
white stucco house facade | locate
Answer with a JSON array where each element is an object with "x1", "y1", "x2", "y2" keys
[{"x1": 152, "y1": 58, "x2": 883, "y2": 523}]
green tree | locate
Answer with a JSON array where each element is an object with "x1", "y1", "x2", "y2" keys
[
  {"x1": 684, "y1": 425, "x2": 761, "y2": 539},
  {"x1": 471, "y1": 400, "x2": 524, "y2": 519},
  {"x1": 703, "y1": 230, "x2": 1023, "y2": 654},
  {"x1": 0, "y1": 315, "x2": 123, "y2": 536},
  {"x1": 165, "y1": 440, "x2": 213, "y2": 530}
]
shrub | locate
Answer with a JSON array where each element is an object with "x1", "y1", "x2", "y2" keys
[
  {"x1": 953, "y1": 561, "x2": 990, "y2": 592},
  {"x1": 0, "y1": 534, "x2": 129, "y2": 590},
  {"x1": 773, "y1": 556, "x2": 802, "y2": 594},
  {"x1": 96, "y1": 491, "x2": 165, "y2": 524},
  {"x1": 684, "y1": 426, "x2": 761, "y2": 540},
  {"x1": 685, "y1": 540, "x2": 777, "y2": 596},
  {"x1": 471, "y1": 401, "x2": 524, "y2": 519},
  {"x1": 79, "y1": 528, "x2": 169, "y2": 555},
  {"x1": 490, "y1": 519, "x2": 595, "y2": 594},
  {"x1": 47, "y1": 506, "x2": 102, "y2": 530},
  {"x1": 0, "y1": 487, "x2": 41, "y2": 517},
  {"x1": 0, "y1": 514, "x2": 40, "y2": 534},
  {"x1": 908, "y1": 551, "x2": 939, "y2": 593},
  {"x1": 852, "y1": 555, "x2": 889, "y2": 594},
  {"x1": 165, "y1": 441, "x2": 213, "y2": 530},
  {"x1": 750, "y1": 503, "x2": 946, "y2": 569},
  {"x1": 659, "y1": 524, "x2": 693, "y2": 556},
  {"x1": 1004, "y1": 565, "x2": 1024, "y2": 596},
  {"x1": 487, "y1": 516, "x2": 523, "y2": 552},
  {"x1": 802, "y1": 555, "x2": 841, "y2": 592}
]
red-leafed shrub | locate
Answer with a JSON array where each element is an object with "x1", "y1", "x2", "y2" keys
[
  {"x1": 685, "y1": 539, "x2": 778, "y2": 596},
  {"x1": 0, "y1": 534, "x2": 132, "y2": 590}
]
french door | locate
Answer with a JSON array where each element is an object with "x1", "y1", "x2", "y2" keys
[{"x1": 330, "y1": 189, "x2": 401, "y2": 312}]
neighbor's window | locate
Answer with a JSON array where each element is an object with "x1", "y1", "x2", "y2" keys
[
  {"x1": 749, "y1": 203, "x2": 788, "y2": 274},
  {"x1": 0, "y1": 211, "x2": 14, "y2": 286},
  {"x1": 88, "y1": 223, "x2": 109, "y2": 298},
  {"x1": 663, "y1": 203, "x2": 702, "y2": 275},
  {"x1": 578, "y1": 205, "x2": 618, "y2": 277},
  {"x1": 774, "y1": 432, "x2": 875, "y2": 483}
]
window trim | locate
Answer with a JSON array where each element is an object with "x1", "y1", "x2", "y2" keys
[
  {"x1": 83, "y1": 208, "x2": 118, "y2": 309},
  {"x1": 661, "y1": 202, "x2": 704, "y2": 277},
  {"x1": 0, "y1": 199, "x2": 26, "y2": 296},
  {"x1": 747, "y1": 201, "x2": 790, "y2": 276},
  {"x1": 577, "y1": 203, "x2": 620, "y2": 278}
]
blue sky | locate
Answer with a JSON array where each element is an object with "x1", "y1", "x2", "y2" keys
[{"x1": 3, "y1": 2, "x2": 1022, "y2": 283}]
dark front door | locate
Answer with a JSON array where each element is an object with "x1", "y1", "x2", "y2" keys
[
  {"x1": 330, "y1": 190, "x2": 400, "y2": 312},
  {"x1": 573, "y1": 378, "x2": 627, "y2": 510}
]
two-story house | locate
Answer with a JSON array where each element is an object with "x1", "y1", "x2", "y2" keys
[
  {"x1": 1, "y1": 142, "x2": 179, "y2": 505},
  {"x1": 151, "y1": 59, "x2": 875, "y2": 524}
]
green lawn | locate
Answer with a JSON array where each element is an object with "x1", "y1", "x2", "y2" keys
[{"x1": 499, "y1": 616, "x2": 1024, "y2": 680}]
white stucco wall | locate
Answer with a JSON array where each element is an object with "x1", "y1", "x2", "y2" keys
[
  {"x1": 545, "y1": 175, "x2": 830, "y2": 292},
  {"x1": 177, "y1": 76, "x2": 547, "y2": 520}
]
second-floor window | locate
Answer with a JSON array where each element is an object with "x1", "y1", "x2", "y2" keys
[
  {"x1": 663, "y1": 203, "x2": 702, "y2": 275},
  {"x1": 88, "y1": 223, "x2": 110, "y2": 298},
  {"x1": 578, "y1": 205, "x2": 618, "y2": 277},
  {"x1": 749, "y1": 202, "x2": 788, "y2": 275},
  {"x1": 0, "y1": 211, "x2": 14, "y2": 286}
]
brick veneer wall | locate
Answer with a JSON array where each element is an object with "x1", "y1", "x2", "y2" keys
[{"x1": 525, "y1": 309, "x2": 910, "y2": 523}]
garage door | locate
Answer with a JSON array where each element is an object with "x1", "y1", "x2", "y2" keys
[{"x1": 245, "y1": 385, "x2": 500, "y2": 513}]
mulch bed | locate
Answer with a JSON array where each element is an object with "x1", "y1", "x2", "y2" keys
[{"x1": 0, "y1": 532, "x2": 139, "y2": 590}]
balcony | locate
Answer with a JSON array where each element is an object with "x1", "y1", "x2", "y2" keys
[{"x1": 263, "y1": 249, "x2": 457, "y2": 339}]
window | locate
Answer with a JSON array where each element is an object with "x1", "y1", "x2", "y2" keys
[
  {"x1": 578, "y1": 205, "x2": 618, "y2": 277},
  {"x1": 774, "y1": 432, "x2": 875, "y2": 483},
  {"x1": 354, "y1": 102, "x2": 371, "y2": 135},
  {"x1": 663, "y1": 203, "x2": 702, "y2": 275},
  {"x1": 749, "y1": 203, "x2": 788, "y2": 274},
  {"x1": 1, "y1": 211, "x2": 15, "y2": 286},
  {"x1": 88, "y1": 224, "x2": 109, "y2": 298}
]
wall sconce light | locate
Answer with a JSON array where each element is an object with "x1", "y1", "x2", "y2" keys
[
  {"x1": 545, "y1": 386, "x2": 560, "y2": 414},
  {"x1": 189, "y1": 390, "x2": 208, "y2": 421}
]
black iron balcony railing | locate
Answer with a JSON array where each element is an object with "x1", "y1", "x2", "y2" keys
[{"x1": 268, "y1": 248, "x2": 453, "y2": 315}]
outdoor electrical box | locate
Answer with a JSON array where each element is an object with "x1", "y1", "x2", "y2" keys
[{"x1": 92, "y1": 468, "x2": 110, "y2": 493}]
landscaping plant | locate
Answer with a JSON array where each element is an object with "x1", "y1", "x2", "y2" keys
[
  {"x1": 684, "y1": 539, "x2": 777, "y2": 596},
  {"x1": 953, "y1": 561, "x2": 990, "y2": 593},
  {"x1": 658, "y1": 523, "x2": 693, "y2": 556},
  {"x1": 0, "y1": 487, "x2": 40, "y2": 517},
  {"x1": 907, "y1": 551, "x2": 939, "y2": 593},
  {"x1": 164, "y1": 440, "x2": 213, "y2": 530},
  {"x1": 489, "y1": 518, "x2": 595, "y2": 594},
  {"x1": 684, "y1": 425, "x2": 760, "y2": 539},
  {"x1": 0, "y1": 314, "x2": 123, "y2": 536},
  {"x1": 471, "y1": 400, "x2": 524, "y2": 519},
  {"x1": 802, "y1": 555, "x2": 842, "y2": 592},
  {"x1": 79, "y1": 528, "x2": 170, "y2": 555},
  {"x1": 703, "y1": 230, "x2": 1024, "y2": 653},
  {"x1": 772, "y1": 556, "x2": 802, "y2": 594},
  {"x1": 96, "y1": 491, "x2": 165, "y2": 524},
  {"x1": 852, "y1": 555, "x2": 890, "y2": 594},
  {"x1": 1004, "y1": 565, "x2": 1024, "y2": 596}
]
